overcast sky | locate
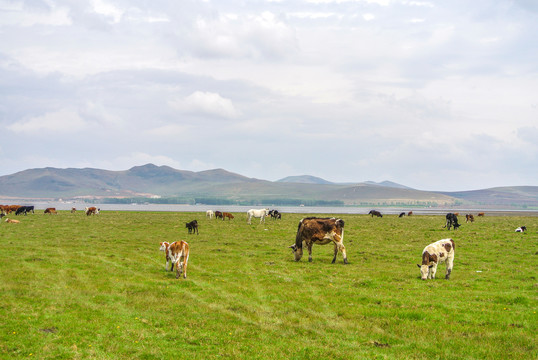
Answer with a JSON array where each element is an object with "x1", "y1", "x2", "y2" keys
[{"x1": 1, "y1": 0, "x2": 537, "y2": 191}]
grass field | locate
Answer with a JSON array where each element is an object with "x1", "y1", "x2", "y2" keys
[{"x1": 1, "y1": 211, "x2": 536, "y2": 359}]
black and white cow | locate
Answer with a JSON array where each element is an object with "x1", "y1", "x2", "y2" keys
[{"x1": 443, "y1": 213, "x2": 460, "y2": 230}]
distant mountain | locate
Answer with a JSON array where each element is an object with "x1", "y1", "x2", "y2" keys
[
  {"x1": 364, "y1": 180, "x2": 414, "y2": 190},
  {"x1": 0, "y1": 164, "x2": 536, "y2": 208},
  {"x1": 277, "y1": 175, "x2": 334, "y2": 185}
]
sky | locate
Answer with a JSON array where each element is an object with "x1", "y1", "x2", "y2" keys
[{"x1": 1, "y1": 0, "x2": 537, "y2": 191}]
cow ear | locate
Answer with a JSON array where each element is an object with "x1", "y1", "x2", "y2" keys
[
  {"x1": 417, "y1": 264, "x2": 421, "y2": 268},
  {"x1": 428, "y1": 264, "x2": 434, "y2": 268}
]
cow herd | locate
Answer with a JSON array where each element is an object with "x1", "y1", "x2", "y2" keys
[{"x1": 2, "y1": 205, "x2": 528, "y2": 283}]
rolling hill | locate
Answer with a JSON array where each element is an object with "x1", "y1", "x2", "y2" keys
[{"x1": 0, "y1": 164, "x2": 536, "y2": 208}]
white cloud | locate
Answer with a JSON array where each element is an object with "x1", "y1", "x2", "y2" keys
[
  {"x1": 8, "y1": 109, "x2": 88, "y2": 134},
  {"x1": 169, "y1": 91, "x2": 240, "y2": 119}
]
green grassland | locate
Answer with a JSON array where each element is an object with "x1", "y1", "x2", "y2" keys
[{"x1": 1, "y1": 211, "x2": 536, "y2": 359}]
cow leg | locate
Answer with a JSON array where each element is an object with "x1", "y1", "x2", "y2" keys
[
  {"x1": 430, "y1": 263, "x2": 438, "y2": 279},
  {"x1": 445, "y1": 257, "x2": 454, "y2": 280},
  {"x1": 307, "y1": 243, "x2": 313, "y2": 262},
  {"x1": 332, "y1": 244, "x2": 338, "y2": 263},
  {"x1": 176, "y1": 260, "x2": 183, "y2": 279}
]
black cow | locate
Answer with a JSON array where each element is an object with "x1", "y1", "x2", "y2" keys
[
  {"x1": 399, "y1": 212, "x2": 406, "y2": 217},
  {"x1": 215, "y1": 211, "x2": 223, "y2": 220},
  {"x1": 15, "y1": 206, "x2": 34, "y2": 216},
  {"x1": 444, "y1": 213, "x2": 460, "y2": 230},
  {"x1": 186, "y1": 220, "x2": 199, "y2": 235},
  {"x1": 368, "y1": 210, "x2": 383, "y2": 218},
  {"x1": 269, "y1": 210, "x2": 281, "y2": 220}
]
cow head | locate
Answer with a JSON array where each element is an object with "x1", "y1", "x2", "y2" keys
[
  {"x1": 289, "y1": 244, "x2": 303, "y2": 261},
  {"x1": 417, "y1": 263, "x2": 434, "y2": 280},
  {"x1": 159, "y1": 242, "x2": 169, "y2": 252}
]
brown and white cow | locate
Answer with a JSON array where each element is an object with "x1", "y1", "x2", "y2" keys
[
  {"x1": 44, "y1": 208, "x2": 57, "y2": 214},
  {"x1": 289, "y1": 217, "x2": 348, "y2": 264},
  {"x1": 465, "y1": 214, "x2": 474, "y2": 223},
  {"x1": 168, "y1": 240, "x2": 190, "y2": 279},
  {"x1": 5, "y1": 218, "x2": 20, "y2": 223},
  {"x1": 159, "y1": 241, "x2": 173, "y2": 271},
  {"x1": 417, "y1": 238, "x2": 455, "y2": 280},
  {"x1": 85, "y1": 207, "x2": 100, "y2": 216}
]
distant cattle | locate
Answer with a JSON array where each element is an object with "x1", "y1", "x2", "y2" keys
[
  {"x1": 5, "y1": 218, "x2": 20, "y2": 224},
  {"x1": 408, "y1": 211, "x2": 413, "y2": 216},
  {"x1": 71, "y1": 207, "x2": 77, "y2": 213},
  {"x1": 215, "y1": 211, "x2": 223, "y2": 220},
  {"x1": 85, "y1": 207, "x2": 100, "y2": 216},
  {"x1": 168, "y1": 240, "x2": 190, "y2": 279},
  {"x1": 15, "y1": 206, "x2": 34, "y2": 216},
  {"x1": 443, "y1": 213, "x2": 460, "y2": 230},
  {"x1": 399, "y1": 212, "x2": 405, "y2": 217},
  {"x1": 477, "y1": 212, "x2": 485, "y2": 217},
  {"x1": 222, "y1": 212, "x2": 234, "y2": 220},
  {"x1": 465, "y1": 214, "x2": 474, "y2": 223},
  {"x1": 289, "y1": 217, "x2": 348, "y2": 264},
  {"x1": 417, "y1": 238, "x2": 455, "y2": 280},
  {"x1": 269, "y1": 210, "x2": 281, "y2": 220},
  {"x1": 247, "y1": 208, "x2": 270, "y2": 224},
  {"x1": 44, "y1": 208, "x2": 57, "y2": 215},
  {"x1": 186, "y1": 220, "x2": 199, "y2": 235},
  {"x1": 368, "y1": 210, "x2": 382, "y2": 218},
  {"x1": 206, "y1": 210, "x2": 214, "y2": 219},
  {"x1": 515, "y1": 226, "x2": 527, "y2": 233}
]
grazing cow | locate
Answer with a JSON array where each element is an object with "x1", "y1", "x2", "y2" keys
[
  {"x1": 85, "y1": 207, "x2": 100, "y2": 216},
  {"x1": 9, "y1": 205, "x2": 21, "y2": 213},
  {"x1": 408, "y1": 211, "x2": 413, "y2": 216},
  {"x1": 269, "y1": 210, "x2": 281, "y2": 220},
  {"x1": 0, "y1": 205, "x2": 8, "y2": 214},
  {"x1": 16, "y1": 206, "x2": 34, "y2": 215},
  {"x1": 399, "y1": 212, "x2": 406, "y2": 218},
  {"x1": 159, "y1": 241, "x2": 173, "y2": 271},
  {"x1": 368, "y1": 210, "x2": 382, "y2": 218},
  {"x1": 0, "y1": 213, "x2": 5, "y2": 219},
  {"x1": 222, "y1": 212, "x2": 234, "y2": 220},
  {"x1": 206, "y1": 210, "x2": 214, "y2": 219},
  {"x1": 247, "y1": 208, "x2": 270, "y2": 224},
  {"x1": 465, "y1": 214, "x2": 475, "y2": 223},
  {"x1": 5, "y1": 218, "x2": 20, "y2": 224},
  {"x1": 417, "y1": 238, "x2": 455, "y2": 280},
  {"x1": 186, "y1": 220, "x2": 198, "y2": 235},
  {"x1": 71, "y1": 207, "x2": 77, "y2": 213},
  {"x1": 289, "y1": 217, "x2": 348, "y2": 264},
  {"x1": 443, "y1": 213, "x2": 460, "y2": 230},
  {"x1": 515, "y1": 226, "x2": 527, "y2": 233},
  {"x1": 44, "y1": 208, "x2": 57, "y2": 214},
  {"x1": 477, "y1": 212, "x2": 485, "y2": 217},
  {"x1": 215, "y1": 211, "x2": 223, "y2": 220},
  {"x1": 168, "y1": 240, "x2": 190, "y2": 279}
]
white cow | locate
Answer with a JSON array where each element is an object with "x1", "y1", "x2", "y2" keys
[
  {"x1": 417, "y1": 238, "x2": 455, "y2": 280},
  {"x1": 206, "y1": 210, "x2": 214, "y2": 219},
  {"x1": 246, "y1": 208, "x2": 270, "y2": 224}
]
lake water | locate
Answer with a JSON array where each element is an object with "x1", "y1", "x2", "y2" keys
[{"x1": 9, "y1": 201, "x2": 537, "y2": 216}]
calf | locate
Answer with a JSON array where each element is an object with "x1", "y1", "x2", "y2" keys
[
  {"x1": 206, "y1": 210, "x2": 214, "y2": 219},
  {"x1": 465, "y1": 214, "x2": 474, "y2": 223},
  {"x1": 159, "y1": 241, "x2": 173, "y2": 271},
  {"x1": 5, "y1": 218, "x2": 20, "y2": 223},
  {"x1": 222, "y1": 212, "x2": 234, "y2": 220},
  {"x1": 417, "y1": 238, "x2": 455, "y2": 280},
  {"x1": 186, "y1": 220, "x2": 198, "y2": 234},
  {"x1": 368, "y1": 210, "x2": 382, "y2": 218},
  {"x1": 44, "y1": 208, "x2": 57, "y2": 214},
  {"x1": 215, "y1": 211, "x2": 223, "y2": 220},
  {"x1": 443, "y1": 213, "x2": 460, "y2": 230},
  {"x1": 515, "y1": 226, "x2": 527, "y2": 233},
  {"x1": 168, "y1": 240, "x2": 190, "y2": 279}
]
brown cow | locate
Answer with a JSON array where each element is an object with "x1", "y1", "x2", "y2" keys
[
  {"x1": 85, "y1": 207, "x2": 100, "y2": 216},
  {"x1": 289, "y1": 217, "x2": 348, "y2": 264},
  {"x1": 44, "y1": 208, "x2": 57, "y2": 214},
  {"x1": 465, "y1": 214, "x2": 474, "y2": 223},
  {"x1": 478, "y1": 212, "x2": 485, "y2": 217},
  {"x1": 222, "y1": 212, "x2": 234, "y2": 220},
  {"x1": 168, "y1": 241, "x2": 190, "y2": 279}
]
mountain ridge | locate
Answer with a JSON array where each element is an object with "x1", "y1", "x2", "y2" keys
[{"x1": 0, "y1": 164, "x2": 537, "y2": 208}]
